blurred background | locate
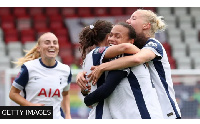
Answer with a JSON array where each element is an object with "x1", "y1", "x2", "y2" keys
[{"x1": 0, "y1": 7, "x2": 200, "y2": 119}]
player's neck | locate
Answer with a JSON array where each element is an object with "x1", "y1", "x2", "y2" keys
[{"x1": 41, "y1": 58, "x2": 56, "y2": 67}]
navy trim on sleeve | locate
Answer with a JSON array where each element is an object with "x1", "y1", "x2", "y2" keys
[
  {"x1": 145, "y1": 39, "x2": 163, "y2": 57},
  {"x1": 92, "y1": 47, "x2": 108, "y2": 66},
  {"x1": 84, "y1": 70, "x2": 127, "y2": 106},
  {"x1": 15, "y1": 64, "x2": 29, "y2": 89},
  {"x1": 68, "y1": 69, "x2": 72, "y2": 84}
]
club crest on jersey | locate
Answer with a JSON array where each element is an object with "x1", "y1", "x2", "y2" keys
[
  {"x1": 145, "y1": 41, "x2": 157, "y2": 48},
  {"x1": 94, "y1": 47, "x2": 106, "y2": 54}
]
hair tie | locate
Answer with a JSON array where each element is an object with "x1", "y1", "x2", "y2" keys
[{"x1": 90, "y1": 25, "x2": 94, "y2": 29}]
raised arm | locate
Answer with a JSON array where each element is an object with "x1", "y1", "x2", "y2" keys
[{"x1": 88, "y1": 49, "x2": 156, "y2": 85}]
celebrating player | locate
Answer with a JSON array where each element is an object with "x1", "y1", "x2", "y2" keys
[
  {"x1": 9, "y1": 32, "x2": 72, "y2": 119},
  {"x1": 79, "y1": 20, "x2": 153, "y2": 119},
  {"x1": 87, "y1": 9, "x2": 181, "y2": 119},
  {"x1": 81, "y1": 22, "x2": 164, "y2": 119}
]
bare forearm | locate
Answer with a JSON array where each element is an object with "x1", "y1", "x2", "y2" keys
[
  {"x1": 101, "y1": 56, "x2": 139, "y2": 71},
  {"x1": 62, "y1": 94, "x2": 71, "y2": 119},
  {"x1": 9, "y1": 93, "x2": 32, "y2": 106}
]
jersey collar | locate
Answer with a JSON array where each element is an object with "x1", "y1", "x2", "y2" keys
[{"x1": 39, "y1": 58, "x2": 58, "y2": 68}]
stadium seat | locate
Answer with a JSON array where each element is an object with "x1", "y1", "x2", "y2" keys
[
  {"x1": 184, "y1": 29, "x2": 199, "y2": 44},
  {"x1": 0, "y1": 15, "x2": 15, "y2": 30},
  {"x1": 194, "y1": 16, "x2": 200, "y2": 30},
  {"x1": 193, "y1": 58, "x2": 200, "y2": 69},
  {"x1": 178, "y1": 16, "x2": 193, "y2": 29},
  {"x1": 167, "y1": 28, "x2": 183, "y2": 45},
  {"x1": 35, "y1": 28, "x2": 51, "y2": 39},
  {"x1": 157, "y1": 7, "x2": 172, "y2": 16},
  {"x1": 61, "y1": 7, "x2": 77, "y2": 17},
  {"x1": 59, "y1": 44, "x2": 73, "y2": 58},
  {"x1": 49, "y1": 14, "x2": 63, "y2": 22},
  {"x1": 164, "y1": 15, "x2": 178, "y2": 29},
  {"x1": 13, "y1": 7, "x2": 27, "y2": 17},
  {"x1": 78, "y1": 7, "x2": 92, "y2": 17},
  {"x1": 29, "y1": 7, "x2": 44, "y2": 16},
  {"x1": 57, "y1": 35, "x2": 70, "y2": 47},
  {"x1": 45, "y1": 7, "x2": 60, "y2": 16},
  {"x1": 23, "y1": 42, "x2": 37, "y2": 51},
  {"x1": 33, "y1": 15, "x2": 49, "y2": 31},
  {"x1": 173, "y1": 7, "x2": 189, "y2": 16},
  {"x1": 54, "y1": 28, "x2": 69, "y2": 43},
  {"x1": 7, "y1": 42, "x2": 23, "y2": 59},
  {"x1": 175, "y1": 57, "x2": 192, "y2": 69},
  {"x1": 124, "y1": 7, "x2": 138, "y2": 15},
  {"x1": 16, "y1": 15, "x2": 32, "y2": 31},
  {"x1": 21, "y1": 35, "x2": 36, "y2": 44},
  {"x1": 61, "y1": 55, "x2": 74, "y2": 66},
  {"x1": 49, "y1": 21, "x2": 64, "y2": 30},
  {"x1": 188, "y1": 43, "x2": 200, "y2": 58},
  {"x1": 4, "y1": 28, "x2": 19, "y2": 44},
  {"x1": 171, "y1": 43, "x2": 188, "y2": 58},
  {"x1": 0, "y1": 56, "x2": 11, "y2": 69},
  {"x1": 190, "y1": 7, "x2": 200, "y2": 16},
  {"x1": 93, "y1": 7, "x2": 108, "y2": 17},
  {"x1": 0, "y1": 42, "x2": 6, "y2": 56},
  {"x1": 109, "y1": 7, "x2": 124, "y2": 16},
  {"x1": 0, "y1": 7, "x2": 11, "y2": 17},
  {"x1": 0, "y1": 28, "x2": 3, "y2": 41}
]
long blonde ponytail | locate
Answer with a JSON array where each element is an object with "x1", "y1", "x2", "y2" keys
[{"x1": 13, "y1": 41, "x2": 41, "y2": 67}]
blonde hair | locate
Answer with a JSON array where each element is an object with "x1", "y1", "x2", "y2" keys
[
  {"x1": 136, "y1": 9, "x2": 167, "y2": 35},
  {"x1": 13, "y1": 32, "x2": 55, "y2": 67}
]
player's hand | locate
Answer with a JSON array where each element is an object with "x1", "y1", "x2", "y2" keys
[
  {"x1": 81, "y1": 84, "x2": 91, "y2": 96},
  {"x1": 88, "y1": 66, "x2": 103, "y2": 86},
  {"x1": 76, "y1": 71, "x2": 88, "y2": 90}
]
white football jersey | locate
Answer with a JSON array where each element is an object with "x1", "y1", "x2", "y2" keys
[
  {"x1": 143, "y1": 38, "x2": 181, "y2": 119},
  {"x1": 82, "y1": 46, "x2": 112, "y2": 119},
  {"x1": 12, "y1": 58, "x2": 72, "y2": 119},
  {"x1": 106, "y1": 63, "x2": 164, "y2": 119}
]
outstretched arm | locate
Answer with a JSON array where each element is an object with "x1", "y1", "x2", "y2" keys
[
  {"x1": 84, "y1": 70, "x2": 127, "y2": 106},
  {"x1": 88, "y1": 49, "x2": 156, "y2": 85},
  {"x1": 104, "y1": 43, "x2": 140, "y2": 59}
]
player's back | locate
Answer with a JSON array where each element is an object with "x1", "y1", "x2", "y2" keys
[
  {"x1": 144, "y1": 38, "x2": 181, "y2": 119},
  {"x1": 82, "y1": 47, "x2": 112, "y2": 119},
  {"x1": 106, "y1": 63, "x2": 164, "y2": 119}
]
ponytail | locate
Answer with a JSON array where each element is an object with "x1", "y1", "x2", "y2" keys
[{"x1": 13, "y1": 42, "x2": 41, "y2": 67}]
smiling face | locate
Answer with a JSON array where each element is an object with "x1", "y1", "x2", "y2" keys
[
  {"x1": 108, "y1": 25, "x2": 133, "y2": 45},
  {"x1": 37, "y1": 32, "x2": 59, "y2": 60},
  {"x1": 126, "y1": 10, "x2": 147, "y2": 34}
]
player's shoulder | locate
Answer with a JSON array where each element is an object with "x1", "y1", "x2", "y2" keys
[
  {"x1": 145, "y1": 38, "x2": 162, "y2": 47},
  {"x1": 23, "y1": 58, "x2": 40, "y2": 67},
  {"x1": 57, "y1": 61, "x2": 71, "y2": 71},
  {"x1": 93, "y1": 46, "x2": 108, "y2": 54}
]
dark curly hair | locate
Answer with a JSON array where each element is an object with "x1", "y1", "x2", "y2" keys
[{"x1": 79, "y1": 20, "x2": 113, "y2": 61}]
